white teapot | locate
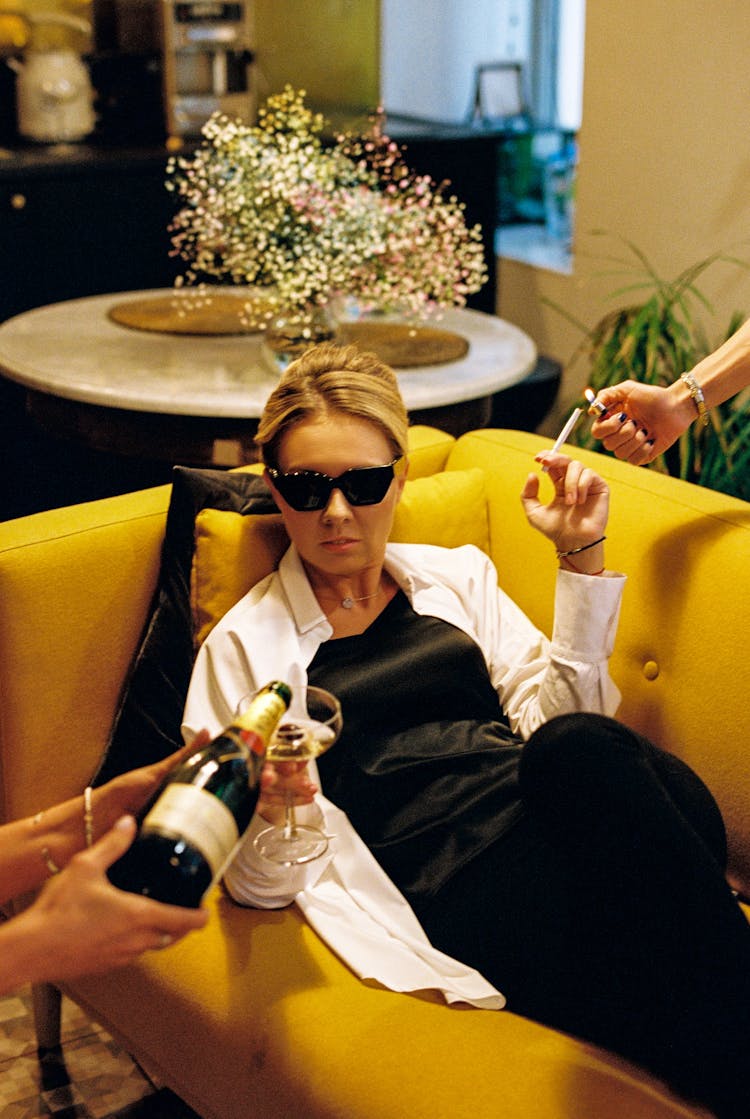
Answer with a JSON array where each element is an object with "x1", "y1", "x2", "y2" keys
[
  {"x1": 10, "y1": 48, "x2": 95, "y2": 142},
  {"x1": 4, "y1": 10, "x2": 95, "y2": 143}
]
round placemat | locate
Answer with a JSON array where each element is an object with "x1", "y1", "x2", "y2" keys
[
  {"x1": 336, "y1": 321, "x2": 469, "y2": 367},
  {"x1": 108, "y1": 292, "x2": 276, "y2": 335}
]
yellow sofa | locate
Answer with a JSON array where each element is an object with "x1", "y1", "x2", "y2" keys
[{"x1": 1, "y1": 425, "x2": 748, "y2": 1119}]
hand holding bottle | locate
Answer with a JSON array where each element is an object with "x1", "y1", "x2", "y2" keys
[
  {"x1": 0, "y1": 816, "x2": 208, "y2": 994},
  {"x1": 108, "y1": 682, "x2": 292, "y2": 906},
  {"x1": 91, "y1": 735, "x2": 211, "y2": 841}
]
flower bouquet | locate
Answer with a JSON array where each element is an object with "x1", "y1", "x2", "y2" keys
[{"x1": 166, "y1": 86, "x2": 488, "y2": 327}]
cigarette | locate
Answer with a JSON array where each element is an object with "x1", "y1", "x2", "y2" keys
[
  {"x1": 541, "y1": 406, "x2": 583, "y2": 472},
  {"x1": 584, "y1": 387, "x2": 607, "y2": 416}
]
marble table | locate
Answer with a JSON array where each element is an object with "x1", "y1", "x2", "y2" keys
[{"x1": 0, "y1": 290, "x2": 536, "y2": 467}]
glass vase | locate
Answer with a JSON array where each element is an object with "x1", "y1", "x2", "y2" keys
[{"x1": 262, "y1": 302, "x2": 337, "y2": 371}]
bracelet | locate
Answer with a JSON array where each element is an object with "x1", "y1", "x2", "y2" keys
[
  {"x1": 556, "y1": 536, "x2": 606, "y2": 558},
  {"x1": 84, "y1": 786, "x2": 94, "y2": 848},
  {"x1": 680, "y1": 371, "x2": 709, "y2": 427},
  {"x1": 560, "y1": 556, "x2": 605, "y2": 576}
]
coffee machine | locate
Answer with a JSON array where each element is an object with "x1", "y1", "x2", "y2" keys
[{"x1": 160, "y1": 1, "x2": 255, "y2": 139}]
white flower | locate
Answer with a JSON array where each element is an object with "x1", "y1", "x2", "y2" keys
[{"x1": 167, "y1": 87, "x2": 487, "y2": 317}]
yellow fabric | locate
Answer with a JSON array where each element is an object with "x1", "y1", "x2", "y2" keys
[
  {"x1": 0, "y1": 8, "x2": 28, "y2": 50},
  {"x1": 191, "y1": 468, "x2": 488, "y2": 647},
  {"x1": 191, "y1": 510, "x2": 287, "y2": 648},
  {"x1": 66, "y1": 888, "x2": 708, "y2": 1119},
  {"x1": 389, "y1": 467, "x2": 489, "y2": 549},
  {"x1": 0, "y1": 485, "x2": 171, "y2": 822}
]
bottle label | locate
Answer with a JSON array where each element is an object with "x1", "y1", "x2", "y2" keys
[{"x1": 141, "y1": 783, "x2": 239, "y2": 879}]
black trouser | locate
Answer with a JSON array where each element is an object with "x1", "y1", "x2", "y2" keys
[{"x1": 417, "y1": 714, "x2": 750, "y2": 1119}]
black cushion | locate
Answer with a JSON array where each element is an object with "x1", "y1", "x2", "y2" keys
[{"x1": 92, "y1": 466, "x2": 277, "y2": 784}]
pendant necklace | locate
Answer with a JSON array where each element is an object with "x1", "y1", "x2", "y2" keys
[{"x1": 341, "y1": 588, "x2": 382, "y2": 610}]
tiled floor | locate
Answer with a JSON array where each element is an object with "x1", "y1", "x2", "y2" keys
[{"x1": 0, "y1": 986, "x2": 201, "y2": 1118}]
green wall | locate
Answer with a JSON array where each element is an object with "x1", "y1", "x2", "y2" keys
[{"x1": 254, "y1": 0, "x2": 379, "y2": 110}]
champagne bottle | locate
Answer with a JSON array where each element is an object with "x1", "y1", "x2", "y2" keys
[{"x1": 108, "y1": 681, "x2": 292, "y2": 907}]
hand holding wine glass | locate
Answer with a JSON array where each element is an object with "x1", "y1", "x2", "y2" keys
[
  {"x1": 247, "y1": 685, "x2": 342, "y2": 866},
  {"x1": 257, "y1": 757, "x2": 318, "y2": 826}
]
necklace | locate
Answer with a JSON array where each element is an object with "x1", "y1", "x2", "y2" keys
[{"x1": 341, "y1": 588, "x2": 382, "y2": 610}]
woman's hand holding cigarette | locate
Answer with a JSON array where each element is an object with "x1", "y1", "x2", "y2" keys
[{"x1": 521, "y1": 452, "x2": 609, "y2": 575}]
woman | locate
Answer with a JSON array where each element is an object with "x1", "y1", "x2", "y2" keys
[
  {"x1": 184, "y1": 343, "x2": 749, "y2": 1118},
  {"x1": 0, "y1": 744, "x2": 208, "y2": 995}
]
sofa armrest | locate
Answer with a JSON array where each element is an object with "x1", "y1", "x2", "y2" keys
[{"x1": 0, "y1": 485, "x2": 171, "y2": 823}]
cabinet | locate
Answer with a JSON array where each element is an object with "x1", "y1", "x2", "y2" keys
[
  {"x1": 0, "y1": 146, "x2": 180, "y2": 323},
  {"x1": 0, "y1": 145, "x2": 183, "y2": 517},
  {"x1": 375, "y1": 119, "x2": 498, "y2": 315}
]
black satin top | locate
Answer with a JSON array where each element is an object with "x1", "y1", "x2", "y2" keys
[{"x1": 308, "y1": 591, "x2": 524, "y2": 910}]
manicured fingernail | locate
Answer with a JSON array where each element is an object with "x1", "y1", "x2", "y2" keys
[
  {"x1": 619, "y1": 413, "x2": 628, "y2": 423},
  {"x1": 646, "y1": 439, "x2": 656, "y2": 447}
]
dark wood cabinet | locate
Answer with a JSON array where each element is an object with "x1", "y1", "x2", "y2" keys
[
  {"x1": 370, "y1": 118, "x2": 499, "y2": 315},
  {"x1": 0, "y1": 146, "x2": 180, "y2": 324},
  {"x1": 0, "y1": 145, "x2": 183, "y2": 517}
]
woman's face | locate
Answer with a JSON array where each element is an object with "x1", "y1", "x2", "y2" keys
[{"x1": 267, "y1": 412, "x2": 406, "y2": 585}]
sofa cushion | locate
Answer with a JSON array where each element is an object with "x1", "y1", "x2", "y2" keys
[{"x1": 191, "y1": 467, "x2": 489, "y2": 646}]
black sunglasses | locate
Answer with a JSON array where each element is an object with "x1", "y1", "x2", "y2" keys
[{"x1": 267, "y1": 458, "x2": 404, "y2": 511}]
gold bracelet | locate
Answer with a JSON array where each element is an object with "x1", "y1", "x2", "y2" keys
[
  {"x1": 84, "y1": 786, "x2": 94, "y2": 848},
  {"x1": 680, "y1": 371, "x2": 709, "y2": 427}
]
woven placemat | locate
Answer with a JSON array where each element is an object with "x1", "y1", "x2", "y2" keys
[
  {"x1": 336, "y1": 321, "x2": 469, "y2": 367},
  {"x1": 108, "y1": 293, "x2": 276, "y2": 335}
]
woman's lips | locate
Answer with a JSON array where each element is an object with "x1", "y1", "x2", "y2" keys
[{"x1": 321, "y1": 537, "x2": 359, "y2": 553}]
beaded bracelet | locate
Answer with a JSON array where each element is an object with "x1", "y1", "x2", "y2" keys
[
  {"x1": 35, "y1": 786, "x2": 94, "y2": 877},
  {"x1": 84, "y1": 786, "x2": 94, "y2": 849},
  {"x1": 556, "y1": 536, "x2": 606, "y2": 559},
  {"x1": 680, "y1": 371, "x2": 709, "y2": 427}
]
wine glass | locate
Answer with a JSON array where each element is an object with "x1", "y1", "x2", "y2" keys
[{"x1": 239, "y1": 685, "x2": 342, "y2": 866}]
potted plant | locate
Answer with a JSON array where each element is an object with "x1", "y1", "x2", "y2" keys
[{"x1": 547, "y1": 235, "x2": 750, "y2": 501}]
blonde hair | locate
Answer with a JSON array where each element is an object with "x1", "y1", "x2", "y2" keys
[{"x1": 255, "y1": 342, "x2": 409, "y2": 467}]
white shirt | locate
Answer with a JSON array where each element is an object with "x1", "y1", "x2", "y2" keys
[{"x1": 183, "y1": 542, "x2": 625, "y2": 1010}]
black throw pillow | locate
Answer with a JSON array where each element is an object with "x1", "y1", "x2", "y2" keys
[{"x1": 92, "y1": 466, "x2": 277, "y2": 785}]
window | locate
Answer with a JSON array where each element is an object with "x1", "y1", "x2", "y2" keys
[
  {"x1": 380, "y1": 1, "x2": 584, "y2": 270},
  {"x1": 380, "y1": 0, "x2": 584, "y2": 132}
]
